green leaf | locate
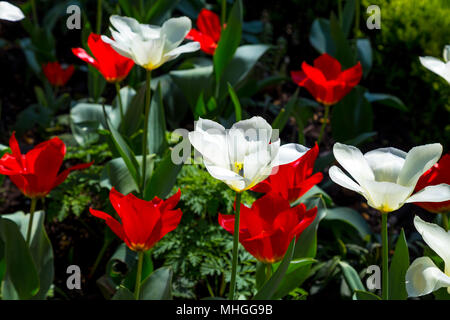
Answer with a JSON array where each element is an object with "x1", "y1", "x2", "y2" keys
[
  {"x1": 70, "y1": 103, "x2": 109, "y2": 146},
  {"x1": 146, "y1": 0, "x2": 180, "y2": 24},
  {"x1": 100, "y1": 156, "x2": 155, "y2": 195},
  {"x1": 148, "y1": 84, "x2": 168, "y2": 156},
  {"x1": 213, "y1": 0, "x2": 243, "y2": 82},
  {"x1": 253, "y1": 239, "x2": 295, "y2": 300},
  {"x1": 309, "y1": 18, "x2": 335, "y2": 55},
  {"x1": 272, "y1": 90, "x2": 298, "y2": 131},
  {"x1": 323, "y1": 207, "x2": 371, "y2": 239},
  {"x1": 112, "y1": 287, "x2": 135, "y2": 300},
  {"x1": 105, "y1": 113, "x2": 141, "y2": 188},
  {"x1": 170, "y1": 66, "x2": 213, "y2": 112},
  {"x1": 389, "y1": 229, "x2": 409, "y2": 300},
  {"x1": 272, "y1": 258, "x2": 316, "y2": 299},
  {"x1": 356, "y1": 39, "x2": 373, "y2": 78},
  {"x1": 140, "y1": 267, "x2": 173, "y2": 300},
  {"x1": 219, "y1": 44, "x2": 270, "y2": 98},
  {"x1": 353, "y1": 289, "x2": 382, "y2": 300},
  {"x1": 341, "y1": 0, "x2": 355, "y2": 37},
  {"x1": 339, "y1": 261, "x2": 365, "y2": 293},
  {"x1": 331, "y1": 86, "x2": 373, "y2": 142},
  {"x1": 329, "y1": 13, "x2": 356, "y2": 69},
  {"x1": 293, "y1": 206, "x2": 327, "y2": 259},
  {"x1": 0, "y1": 217, "x2": 40, "y2": 299},
  {"x1": 144, "y1": 152, "x2": 183, "y2": 200},
  {"x1": 364, "y1": 92, "x2": 408, "y2": 112},
  {"x1": 227, "y1": 83, "x2": 242, "y2": 122}
]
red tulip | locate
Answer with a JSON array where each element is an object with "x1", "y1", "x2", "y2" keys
[
  {"x1": 414, "y1": 154, "x2": 450, "y2": 214},
  {"x1": 252, "y1": 144, "x2": 323, "y2": 203},
  {"x1": 219, "y1": 193, "x2": 317, "y2": 264},
  {"x1": 186, "y1": 9, "x2": 221, "y2": 55},
  {"x1": 0, "y1": 133, "x2": 93, "y2": 198},
  {"x1": 291, "y1": 53, "x2": 362, "y2": 106},
  {"x1": 42, "y1": 62, "x2": 75, "y2": 87},
  {"x1": 90, "y1": 188, "x2": 183, "y2": 252},
  {"x1": 72, "y1": 33, "x2": 134, "y2": 83}
]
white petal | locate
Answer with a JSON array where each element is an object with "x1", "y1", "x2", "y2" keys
[
  {"x1": 162, "y1": 42, "x2": 200, "y2": 64},
  {"x1": 419, "y1": 56, "x2": 450, "y2": 83},
  {"x1": 363, "y1": 147, "x2": 406, "y2": 183},
  {"x1": 101, "y1": 35, "x2": 132, "y2": 59},
  {"x1": 412, "y1": 216, "x2": 450, "y2": 273},
  {"x1": 406, "y1": 184, "x2": 450, "y2": 204},
  {"x1": 243, "y1": 149, "x2": 272, "y2": 187},
  {"x1": 0, "y1": 1, "x2": 24, "y2": 21},
  {"x1": 204, "y1": 162, "x2": 245, "y2": 191},
  {"x1": 188, "y1": 131, "x2": 229, "y2": 167},
  {"x1": 329, "y1": 166, "x2": 364, "y2": 195},
  {"x1": 397, "y1": 143, "x2": 442, "y2": 187},
  {"x1": 333, "y1": 143, "x2": 375, "y2": 185},
  {"x1": 231, "y1": 116, "x2": 273, "y2": 145},
  {"x1": 361, "y1": 180, "x2": 412, "y2": 212},
  {"x1": 227, "y1": 129, "x2": 248, "y2": 164},
  {"x1": 161, "y1": 16, "x2": 192, "y2": 52},
  {"x1": 406, "y1": 257, "x2": 450, "y2": 297},
  {"x1": 110, "y1": 15, "x2": 141, "y2": 36},
  {"x1": 274, "y1": 143, "x2": 309, "y2": 166},
  {"x1": 194, "y1": 117, "x2": 226, "y2": 134}
]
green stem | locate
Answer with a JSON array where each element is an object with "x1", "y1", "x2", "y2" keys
[
  {"x1": 354, "y1": 0, "x2": 360, "y2": 38},
  {"x1": 228, "y1": 192, "x2": 242, "y2": 300},
  {"x1": 96, "y1": 0, "x2": 103, "y2": 34},
  {"x1": 134, "y1": 251, "x2": 144, "y2": 300},
  {"x1": 442, "y1": 212, "x2": 449, "y2": 231},
  {"x1": 26, "y1": 198, "x2": 38, "y2": 246},
  {"x1": 221, "y1": 0, "x2": 227, "y2": 26},
  {"x1": 381, "y1": 213, "x2": 389, "y2": 300},
  {"x1": 30, "y1": 0, "x2": 39, "y2": 26},
  {"x1": 89, "y1": 239, "x2": 110, "y2": 279},
  {"x1": 265, "y1": 263, "x2": 272, "y2": 282},
  {"x1": 317, "y1": 104, "x2": 330, "y2": 145},
  {"x1": 141, "y1": 70, "x2": 152, "y2": 196},
  {"x1": 115, "y1": 82, "x2": 125, "y2": 123}
]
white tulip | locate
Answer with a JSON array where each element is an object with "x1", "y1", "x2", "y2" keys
[
  {"x1": 419, "y1": 45, "x2": 450, "y2": 84},
  {"x1": 102, "y1": 15, "x2": 200, "y2": 70},
  {"x1": 188, "y1": 117, "x2": 308, "y2": 192},
  {"x1": 405, "y1": 216, "x2": 450, "y2": 297},
  {"x1": 329, "y1": 142, "x2": 450, "y2": 213},
  {"x1": 0, "y1": 1, "x2": 24, "y2": 21}
]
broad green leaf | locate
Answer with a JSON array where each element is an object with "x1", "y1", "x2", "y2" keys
[
  {"x1": 70, "y1": 103, "x2": 109, "y2": 146},
  {"x1": 253, "y1": 239, "x2": 295, "y2": 300},
  {"x1": 364, "y1": 92, "x2": 408, "y2": 112},
  {"x1": 0, "y1": 217, "x2": 40, "y2": 299},
  {"x1": 170, "y1": 66, "x2": 213, "y2": 111},
  {"x1": 112, "y1": 287, "x2": 135, "y2": 300},
  {"x1": 331, "y1": 86, "x2": 373, "y2": 142},
  {"x1": 339, "y1": 261, "x2": 365, "y2": 293},
  {"x1": 146, "y1": 0, "x2": 180, "y2": 24},
  {"x1": 357, "y1": 39, "x2": 373, "y2": 78},
  {"x1": 272, "y1": 90, "x2": 298, "y2": 132},
  {"x1": 293, "y1": 205, "x2": 327, "y2": 259},
  {"x1": 123, "y1": 85, "x2": 145, "y2": 136},
  {"x1": 140, "y1": 267, "x2": 173, "y2": 300},
  {"x1": 389, "y1": 229, "x2": 409, "y2": 300},
  {"x1": 144, "y1": 152, "x2": 183, "y2": 200},
  {"x1": 352, "y1": 289, "x2": 382, "y2": 300},
  {"x1": 329, "y1": 13, "x2": 356, "y2": 69},
  {"x1": 309, "y1": 18, "x2": 335, "y2": 55},
  {"x1": 272, "y1": 258, "x2": 316, "y2": 299},
  {"x1": 227, "y1": 83, "x2": 242, "y2": 122},
  {"x1": 100, "y1": 156, "x2": 155, "y2": 195},
  {"x1": 148, "y1": 84, "x2": 168, "y2": 156},
  {"x1": 323, "y1": 207, "x2": 371, "y2": 239},
  {"x1": 213, "y1": 0, "x2": 243, "y2": 82},
  {"x1": 341, "y1": 0, "x2": 355, "y2": 37}
]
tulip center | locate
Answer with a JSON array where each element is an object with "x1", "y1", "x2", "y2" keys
[{"x1": 233, "y1": 161, "x2": 244, "y2": 175}]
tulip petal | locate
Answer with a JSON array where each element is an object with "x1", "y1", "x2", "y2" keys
[
  {"x1": 89, "y1": 208, "x2": 126, "y2": 242},
  {"x1": 361, "y1": 179, "x2": 412, "y2": 212},
  {"x1": 406, "y1": 184, "x2": 450, "y2": 204},
  {"x1": 397, "y1": 143, "x2": 442, "y2": 187},
  {"x1": 333, "y1": 143, "x2": 374, "y2": 185},
  {"x1": 204, "y1": 162, "x2": 243, "y2": 182},
  {"x1": 419, "y1": 56, "x2": 450, "y2": 83},
  {"x1": 363, "y1": 147, "x2": 407, "y2": 183},
  {"x1": 406, "y1": 257, "x2": 450, "y2": 297},
  {"x1": 275, "y1": 143, "x2": 309, "y2": 166},
  {"x1": 0, "y1": 1, "x2": 24, "y2": 21},
  {"x1": 52, "y1": 161, "x2": 94, "y2": 190},
  {"x1": 231, "y1": 116, "x2": 273, "y2": 145},
  {"x1": 412, "y1": 216, "x2": 450, "y2": 272},
  {"x1": 313, "y1": 53, "x2": 342, "y2": 80},
  {"x1": 162, "y1": 16, "x2": 192, "y2": 52},
  {"x1": 329, "y1": 165, "x2": 364, "y2": 194},
  {"x1": 163, "y1": 41, "x2": 200, "y2": 63},
  {"x1": 197, "y1": 9, "x2": 221, "y2": 42}
]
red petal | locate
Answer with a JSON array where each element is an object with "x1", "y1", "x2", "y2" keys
[
  {"x1": 290, "y1": 70, "x2": 307, "y2": 85},
  {"x1": 90, "y1": 208, "x2": 127, "y2": 243},
  {"x1": 197, "y1": 9, "x2": 221, "y2": 42},
  {"x1": 52, "y1": 160, "x2": 93, "y2": 190},
  {"x1": 313, "y1": 53, "x2": 342, "y2": 80},
  {"x1": 218, "y1": 213, "x2": 235, "y2": 233},
  {"x1": 338, "y1": 62, "x2": 363, "y2": 87},
  {"x1": 72, "y1": 47, "x2": 98, "y2": 68}
]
